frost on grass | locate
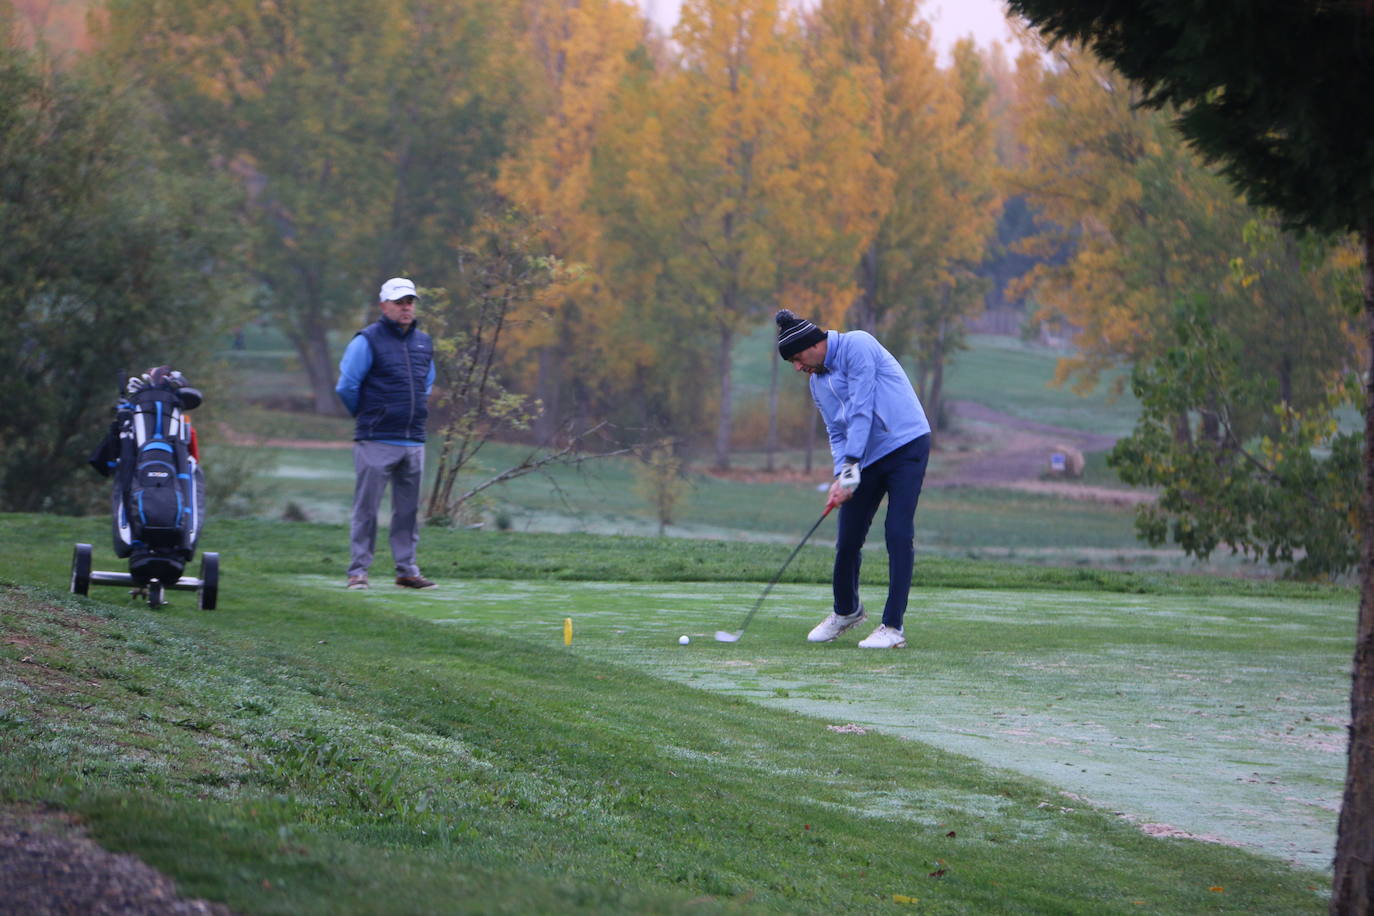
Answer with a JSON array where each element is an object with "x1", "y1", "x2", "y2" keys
[
  {"x1": 269, "y1": 464, "x2": 354, "y2": 480},
  {"x1": 835, "y1": 786, "x2": 1015, "y2": 829},
  {"x1": 659, "y1": 744, "x2": 720, "y2": 763},
  {"x1": 0, "y1": 677, "x2": 33, "y2": 699}
]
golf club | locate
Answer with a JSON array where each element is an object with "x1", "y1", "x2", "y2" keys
[{"x1": 715, "y1": 501, "x2": 836, "y2": 643}]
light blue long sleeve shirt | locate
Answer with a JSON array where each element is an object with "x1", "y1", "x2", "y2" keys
[
  {"x1": 810, "y1": 329, "x2": 930, "y2": 476},
  {"x1": 335, "y1": 333, "x2": 436, "y2": 447}
]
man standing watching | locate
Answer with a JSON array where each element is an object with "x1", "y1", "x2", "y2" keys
[
  {"x1": 336, "y1": 277, "x2": 437, "y2": 590},
  {"x1": 776, "y1": 309, "x2": 932, "y2": 648}
]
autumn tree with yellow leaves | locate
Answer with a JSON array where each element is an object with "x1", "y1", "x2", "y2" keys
[
  {"x1": 805, "y1": 0, "x2": 999, "y2": 429},
  {"x1": 904, "y1": 39, "x2": 1001, "y2": 428},
  {"x1": 1009, "y1": 43, "x2": 1363, "y2": 578},
  {"x1": 495, "y1": 0, "x2": 646, "y2": 442},
  {"x1": 595, "y1": 0, "x2": 877, "y2": 468},
  {"x1": 1009, "y1": 46, "x2": 1206, "y2": 393},
  {"x1": 1010, "y1": 44, "x2": 1359, "y2": 406}
]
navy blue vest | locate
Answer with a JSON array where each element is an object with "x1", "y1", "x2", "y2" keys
[{"x1": 354, "y1": 317, "x2": 433, "y2": 442}]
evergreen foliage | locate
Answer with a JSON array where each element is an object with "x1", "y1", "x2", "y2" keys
[
  {"x1": 1006, "y1": 1, "x2": 1374, "y2": 908},
  {"x1": 1007, "y1": 1, "x2": 1374, "y2": 236}
]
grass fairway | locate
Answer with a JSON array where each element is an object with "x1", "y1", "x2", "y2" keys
[
  {"x1": 942, "y1": 335, "x2": 1140, "y2": 438},
  {"x1": 387, "y1": 580, "x2": 1348, "y2": 871},
  {"x1": 235, "y1": 439, "x2": 1199, "y2": 575},
  {"x1": 2, "y1": 515, "x2": 1347, "y2": 913}
]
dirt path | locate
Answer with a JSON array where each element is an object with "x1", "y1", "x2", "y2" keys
[
  {"x1": 926, "y1": 401, "x2": 1151, "y2": 504},
  {"x1": 707, "y1": 402, "x2": 1149, "y2": 505},
  {"x1": 0, "y1": 805, "x2": 236, "y2": 915},
  {"x1": 949, "y1": 400, "x2": 1119, "y2": 452},
  {"x1": 934, "y1": 400, "x2": 1116, "y2": 484}
]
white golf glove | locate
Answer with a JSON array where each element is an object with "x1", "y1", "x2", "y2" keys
[
  {"x1": 837, "y1": 460, "x2": 861, "y2": 493},
  {"x1": 125, "y1": 376, "x2": 147, "y2": 394}
]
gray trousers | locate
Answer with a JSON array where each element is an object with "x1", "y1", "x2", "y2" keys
[{"x1": 349, "y1": 441, "x2": 424, "y2": 578}]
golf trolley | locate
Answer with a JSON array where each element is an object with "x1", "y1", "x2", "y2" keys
[
  {"x1": 72, "y1": 366, "x2": 222, "y2": 610},
  {"x1": 70, "y1": 542, "x2": 219, "y2": 610}
]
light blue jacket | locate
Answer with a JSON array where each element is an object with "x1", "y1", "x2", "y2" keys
[{"x1": 810, "y1": 329, "x2": 930, "y2": 475}]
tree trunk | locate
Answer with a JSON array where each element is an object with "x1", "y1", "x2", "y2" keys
[
  {"x1": 1173, "y1": 410, "x2": 1193, "y2": 447},
  {"x1": 1331, "y1": 221, "x2": 1374, "y2": 914},
  {"x1": 928, "y1": 349, "x2": 945, "y2": 436},
  {"x1": 714, "y1": 323, "x2": 733, "y2": 470},
  {"x1": 765, "y1": 332, "x2": 779, "y2": 472},
  {"x1": 1201, "y1": 409, "x2": 1221, "y2": 445},
  {"x1": 852, "y1": 241, "x2": 880, "y2": 331},
  {"x1": 297, "y1": 321, "x2": 346, "y2": 416},
  {"x1": 805, "y1": 408, "x2": 817, "y2": 474},
  {"x1": 377, "y1": 135, "x2": 414, "y2": 280},
  {"x1": 533, "y1": 346, "x2": 561, "y2": 444}
]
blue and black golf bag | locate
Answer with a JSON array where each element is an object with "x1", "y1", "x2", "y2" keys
[{"x1": 90, "y1": 368, "x2": 206, "y2": 586}]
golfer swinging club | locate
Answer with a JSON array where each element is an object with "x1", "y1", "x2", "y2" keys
[{"x1": 776, "y1": 309, "x2": 932, "y2": 649}]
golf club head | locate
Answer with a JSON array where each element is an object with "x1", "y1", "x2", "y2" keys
[{"x1": 714, "y1": 630, "x2": 740, "y2": 643}]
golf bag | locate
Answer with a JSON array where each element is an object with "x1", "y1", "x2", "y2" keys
[{"x1": 90, "y1": 368, "x2": 206, "y2": 586}]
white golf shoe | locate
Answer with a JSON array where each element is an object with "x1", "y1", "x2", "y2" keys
[
  {"x1": 807, "y1": 607, "x2": 867, "y2": 642},
  {"x1": 857, "y1": 624, "x2": 906, "y2": 649}
]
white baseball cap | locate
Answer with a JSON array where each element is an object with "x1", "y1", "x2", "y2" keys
[{"x1": 379, "y1": 277, "x2": 417, "y2": 302}]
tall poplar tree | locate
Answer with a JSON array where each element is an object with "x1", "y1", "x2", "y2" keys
[
  {"x1": 806, "y1": 0, "x2": 998, "y2": 427},
  {"x1": 496, "y1": 0, "x2": 646, "y2": 441},
  {"x1": 601, "y1": 0, "x2": 816, "y2": 468},
  {"x1": 765, "y1": 10, "x2": 886, "y2": 467},
  {"x1": 1010, "y1": 47, "x2": 1243, "y2": 392},
  {"x1": 905, "y1": 39, "x2": 1000, "y2": 428},
  {"x1": 1007, "y1": 2, "x2": 1374, "y2": 908}
]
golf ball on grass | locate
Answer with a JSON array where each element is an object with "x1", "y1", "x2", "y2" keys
[{"x1": 678, "y1": 635, "x2": 690, "y2": 646}]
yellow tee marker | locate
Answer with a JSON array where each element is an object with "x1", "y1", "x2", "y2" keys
[{"x1": 563, "y1": 617, "x2": 573, "y2": 646}]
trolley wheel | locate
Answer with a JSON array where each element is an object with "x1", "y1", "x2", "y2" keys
[
  {"x1": 197, "y1": 552, "x2": 219, "y2": 611},
  {"x1": 70, "y1": 543, "x2": 92, "y2": 596},
  {"x1": 147, "y1": 580, "x2": 165, "y2": 608}
]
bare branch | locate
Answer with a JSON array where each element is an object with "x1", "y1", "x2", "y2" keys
[{"x1": 453, "y1": 425, "x2": 633, "y2": 507}]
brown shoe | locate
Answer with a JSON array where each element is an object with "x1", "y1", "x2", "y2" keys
[
  {"x1": 395, "y1": 573, "x2": 436, "y2": 590},
  {"x1": 346, "y1": 575, "x2": 369, "y2": 590}
]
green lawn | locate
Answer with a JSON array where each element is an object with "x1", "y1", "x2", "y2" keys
[
  {"x1": 232, "y1": 440, "x2": 1133, "y2": 534},
  {"x1": 220, "y1": 319, "x2": 1141, "y2": 442},
  {"x1": 728, "y1": 323, "x2": 1140, "y2": 437},
  {"x1": 942, "y1": 334, "x2": 1140, "y2": 438},
  {"x1": 221, "y1": 438, "x2": 1232, "y2": 576},
  {"x1": 389, "y1": 579, "x2": 1348, "y2": 873},
  {"x1": 1, "y1": 514, "x2": 1348, "y2": 914},
  {"x1": 210, "y1": 323, "x2": 1175, "y2": 570}
]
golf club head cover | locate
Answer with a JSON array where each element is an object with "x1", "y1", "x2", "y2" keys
[{"x1": 837, "y1": 459, "x2": 861, "y2": 492}]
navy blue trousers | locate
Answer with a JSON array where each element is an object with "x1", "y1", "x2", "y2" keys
[{"x1": 832, "y1": 434, "x2": 931, "y2": 629}]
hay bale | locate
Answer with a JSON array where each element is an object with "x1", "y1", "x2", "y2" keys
[{"x1": 1047, "y1": 444, "x2": 1085, "y2": 478}]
